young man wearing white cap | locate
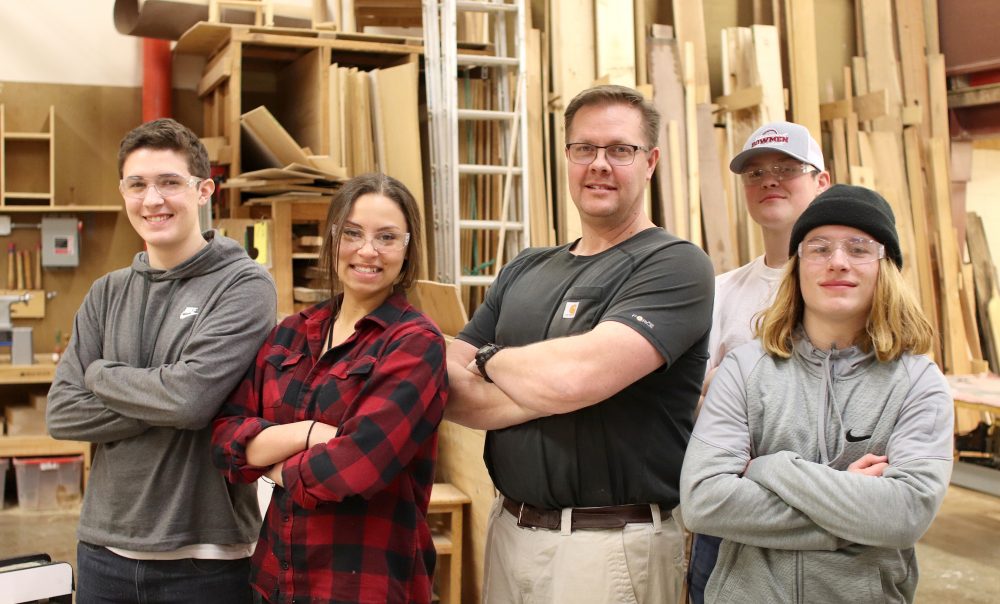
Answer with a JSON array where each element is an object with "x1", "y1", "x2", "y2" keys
[{"x1": 688, "y1": 121, "x2": 829, "y2": 603}]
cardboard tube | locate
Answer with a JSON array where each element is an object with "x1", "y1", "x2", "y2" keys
[{"x1": 114, "y1": 0, "x2": 312, "y2": 40}]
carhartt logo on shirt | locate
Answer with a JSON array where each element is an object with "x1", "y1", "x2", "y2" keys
[
  {"x1": 179, "y1": 307, "x2": 200, "y2": 320},
  {"x1": 563, "y1": 301, "x2": 579, "y2": 318}
]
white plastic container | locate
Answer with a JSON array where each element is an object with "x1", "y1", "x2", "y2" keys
[{"x1": 13, "y1": 455, "x2": 83, "y2": 510}]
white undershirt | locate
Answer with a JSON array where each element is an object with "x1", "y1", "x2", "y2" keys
[{"x1": 106, "y1": 542, "x2": 255, "y2": 561}]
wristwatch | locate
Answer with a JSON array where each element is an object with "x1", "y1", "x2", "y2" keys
[{"x1": 475, "y1": 343, "x2": 504, "y2": 383}]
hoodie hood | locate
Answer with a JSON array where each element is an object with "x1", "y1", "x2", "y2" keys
[{"x1": 131, "y1": 230, "x2": 250, "y2": 281}]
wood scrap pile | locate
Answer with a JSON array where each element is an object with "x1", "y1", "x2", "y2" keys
[{"x1": 510, "y1": 0, "x2": 991, "y2": 376}]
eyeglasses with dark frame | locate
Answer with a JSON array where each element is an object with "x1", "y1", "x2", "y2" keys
[
  {"x1": 335, "y1": 226, "x2": 411, "y2": 253},
  {"x1": 120, "y1": 174, "x2": 204, "y2": 199},
  {"x1": 565, "y1": 143, "x2": 649, "y2": 166},
  {"x1": 740, "y1": 162, "x2": 816, "y2": 185},
  {"x1": 798, "y1": 237, "x2": 885, "y2": 265}
]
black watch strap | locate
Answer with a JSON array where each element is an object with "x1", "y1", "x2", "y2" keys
[{"x1": 475, "y1": 343, "x2": 504, "y2": 383}]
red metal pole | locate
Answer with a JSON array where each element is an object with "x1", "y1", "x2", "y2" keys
[{"x1": 142, "y1": 38, "x2": 172, "y2": 121}]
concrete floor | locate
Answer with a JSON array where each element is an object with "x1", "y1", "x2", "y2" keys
[{"x1": 0, "y1": 484, "x2": 998, "y2": 601}]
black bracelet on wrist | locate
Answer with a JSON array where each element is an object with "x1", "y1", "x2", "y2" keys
[{"x1": 305, "y1": 420, "x2": 317, "y2": 450}]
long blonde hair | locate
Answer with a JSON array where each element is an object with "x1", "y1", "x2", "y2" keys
[{"x1": 755, "y1": 257, "x2": 933, "y2": 361}]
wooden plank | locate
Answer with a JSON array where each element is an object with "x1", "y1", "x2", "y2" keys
[
  {"x1": 714, "y1": 125, "x2": 740, "y2": 274},
  {"x1": 902, "y1": 126, "x2": 941, "y2": 360},
  {"x1": 960, "y1": 261, "x2": 985, "y2": 361},
  {"x1": 634, "y1": 0, "x2": 647, "y2": 87},
  {"x1": 527, "y1": 28, "x2": 553, "y2": 247},
  {"x1": 830, "y1": 118, "x2": 848, "y2": 185},
  {"x1": 853, "y1": 89, "x2": 888, "y2": 122},
  {"x1": 667, "y1": 120, "x2": 686, "y2": 239},
  {"x1": 721, "y1": 26, "x2": 757, "y2": 264},
  {"x1": 683, "y1": 41, "x2": 701, "y2": 248},
  {"x1": 407, "y1": 280, "x2": 468, "y2": 338},
  {"x1": 270, "y1": 201, "x2": 294, "y2": 317},
  {"x1": 927, "y1": 54, "x2": 949, "y2": 140},
  {"x1": 751, "y1": 25, "x2": 784, "y2": 122},
  {"x1": 868, "y1": 131, "x2": 918, "y2": 292},
  {"x1": 549, "y1": 0, "x2": 595, "y2": 243},
  {"x1": 672, "y1": 0, "x2": 710, "y2": 102},
  {"x1": 928, "y1": 137, "x2": 972, "y2": 374},
  {"x1": 328, "y1": 64, "x2": 343, "y2": 167},
  {"x1": 860, "y1": 0, "x2": 903, "y2": 132},
  {"x1": 894, "y1": 0, "x2": 930, "y2": 140},
  {"x1": 648, "y1": 31, "x2": 685, "y2": 234},
  {"x1": 844, "y1": 67, "x2": 861, "y2": 170},
  {"x1": 241, "y1": 105, "x2": 311, "y2": 168},
  {"x1": 197, "y1": 43, "x2": 233, "y2": 97},
  {"x1": 967, "y1": 212, "x2": 1000, "y2": 371},
  {"x1": 352, "y1": 68, "x2": 375, "y2": 174},
  {"x1": 714, "y1": 87, "x2": 763, "y2": 113},
  {"x1": 373, "y1": 60, "x2": 426, "y2": 278},
  {"x1": 595, "y1": 0, "x2": 636, "y2": 86},
  {"x1": 922, "y1": 0, "x2": 939, "y2": 54},
  {"x1": 784, "y1": 0, "x2": 821, "y2": 140},
  {"x1": 697, "y1": 106, "x2": 736, "y2": 274},
  {"x1": 278, "y1": 48, "x2": 328, "y2": 157}
]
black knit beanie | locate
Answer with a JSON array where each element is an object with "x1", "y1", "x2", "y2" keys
[{"x1": 789, "y1": 184, "x2": 902, "y2": 268}]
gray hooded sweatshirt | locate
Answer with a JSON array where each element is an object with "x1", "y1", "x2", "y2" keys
[
  {"x1": 47, "y1": 231, "x2": 276, "y2": 551},
  {"x1": 680, "y1": 336, "x2": 953, "y2": 603}
]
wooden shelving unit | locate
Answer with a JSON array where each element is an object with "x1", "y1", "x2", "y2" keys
[
  {"x1": 178, "y1": 23, "x2": 423, "y2": 316},
  {"x1": 1, "y1": 105, "x2": 55, "y2": 208},
  {"x1": 0, "y1": 356, "x2": 91, "y2": 492}
]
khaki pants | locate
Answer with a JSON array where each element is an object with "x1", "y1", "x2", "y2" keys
[{"x1": 482, "y1": 496, "x2": 686, "y2": 604}]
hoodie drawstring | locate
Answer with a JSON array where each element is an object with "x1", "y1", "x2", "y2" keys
[{"x1": 816, "y1": 350, "x2": 847, "y2": 464}]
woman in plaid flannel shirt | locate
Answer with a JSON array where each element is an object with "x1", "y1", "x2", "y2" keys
[{"x1": 212, "y1": 173, "x2": 448, "y2": 603}]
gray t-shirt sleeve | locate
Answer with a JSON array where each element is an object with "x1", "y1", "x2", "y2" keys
[{"x1": 601, "y1": 240, "x2": 714, "y2": 367}]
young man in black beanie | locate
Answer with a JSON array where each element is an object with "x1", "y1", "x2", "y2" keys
[
  {"x1": 680, "y1": 183, "x2": 951, "y2": 603},
  {"x1": 689, "y1": 121, "x2": 829, "y2": 603}
]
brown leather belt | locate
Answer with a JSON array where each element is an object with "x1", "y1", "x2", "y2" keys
[{"x1": 502, "y1": 496, "x2": 669, "y2": 531}]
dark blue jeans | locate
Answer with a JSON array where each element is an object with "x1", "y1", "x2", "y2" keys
[
  {"x1": 76, "y1": 542, "x2": 253, "y2": 604},
  {"x1": 687, "y1": 534, "x2": 722, "y2": 604}
]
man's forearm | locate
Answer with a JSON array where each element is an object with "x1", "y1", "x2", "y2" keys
[{"x1": 444, "y1": 359, "x2": 547, "y2": 430}]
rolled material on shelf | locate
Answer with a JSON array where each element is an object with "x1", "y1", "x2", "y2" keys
[{"x1": 113, "y1": 0, "x2": 312, "y2": 40}]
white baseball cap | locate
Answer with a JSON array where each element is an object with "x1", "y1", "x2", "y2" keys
[{"x1": 729, "y1": 121, "x2": 825, "y2": 174}]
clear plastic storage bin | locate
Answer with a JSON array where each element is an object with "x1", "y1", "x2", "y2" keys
[{"x1": 13, "y1": 456, "x2": 83, "y2": 510}]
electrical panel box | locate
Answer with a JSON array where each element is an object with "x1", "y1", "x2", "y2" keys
[{"x1": 41, "y1": 217, "x2": 79, "y2": 267}]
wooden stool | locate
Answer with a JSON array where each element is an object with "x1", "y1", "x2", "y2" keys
[
  {"x1": 428, "y1": 482, "x2": 471, "y2": 604},
  {"x1": 208, "y1": 0, "x2": 275, "y2": 27}
]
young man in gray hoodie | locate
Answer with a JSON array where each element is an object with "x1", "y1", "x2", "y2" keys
[{"x1": 47, "y1": 119, "x2": 276, "y2": 602}]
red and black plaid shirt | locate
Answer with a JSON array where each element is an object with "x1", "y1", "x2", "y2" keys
[{"x1": 212, "y1": 293, "x2": 447, "y2": 603}]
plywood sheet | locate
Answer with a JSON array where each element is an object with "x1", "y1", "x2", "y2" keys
[
  {"x1": 373, "y1": 60, "x2": 427, "y2": 278},
  {"x1": 241, "y1": 105, "x2": 311, "y2": 168}
]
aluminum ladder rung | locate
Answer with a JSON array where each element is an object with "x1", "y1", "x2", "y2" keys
[
  {"x1": 458, "y1": 164, "x2": 523, "y2": 176},
  {"x1": 458, "y1": 219, "x2": 524, "y2": 230},
  {"x1": 457, "y1": 109, "x2": 517, "y2": 121},
  {"x1": 458, "y1": 275, "x2": 499, "y2": 286},
  {"x1": 456, "y1": 54, "x2": 518, "y2": 67},
  {"x1": 455, "y1": 1, "x2": 518, "y2": 13}
]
